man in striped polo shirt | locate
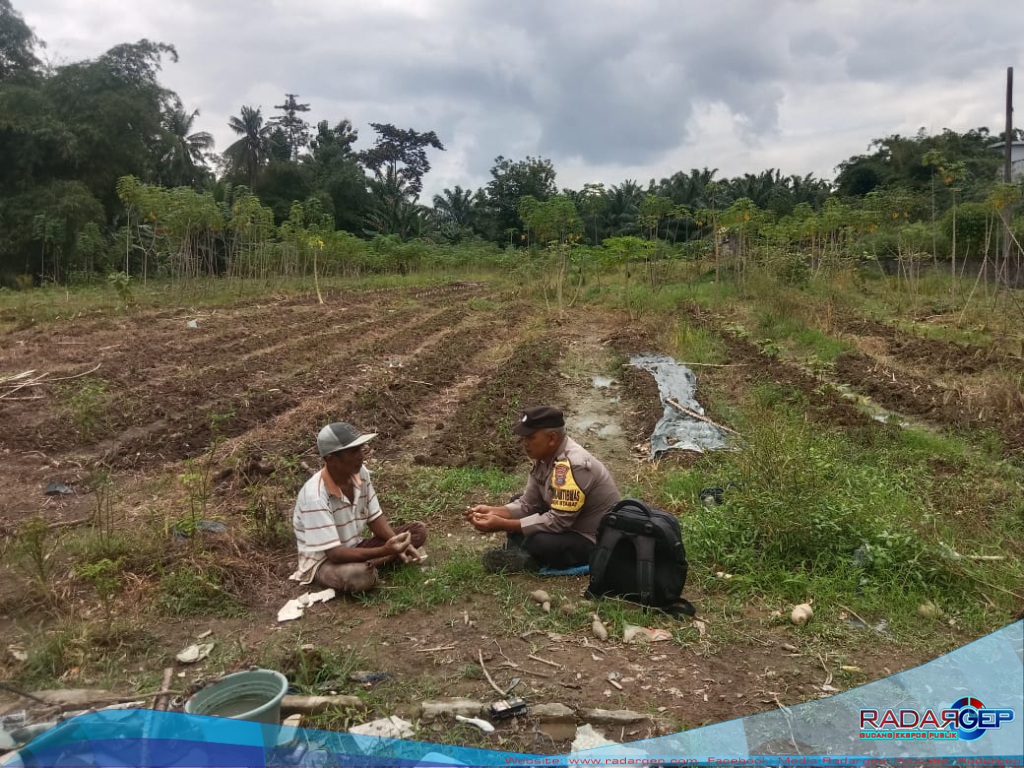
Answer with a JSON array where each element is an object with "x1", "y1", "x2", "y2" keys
[{"x1": 290, "y1": 422, "x2": 427, "y2": 593}]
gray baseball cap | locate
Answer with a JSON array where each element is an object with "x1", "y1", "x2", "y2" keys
[{"x1": 317, "y1": 422, "x2": 377, "y2": 457}]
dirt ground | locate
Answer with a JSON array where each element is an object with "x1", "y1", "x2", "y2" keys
[{"x1": 0, "y1": 281, "x2": 1001, "y2": 752}]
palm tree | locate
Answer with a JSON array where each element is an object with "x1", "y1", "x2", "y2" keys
[
  {"x1": 162, "y1": 102, "x2": 214, "y2": 187},
  {"x1": 605, "y1": 180, "x2": 645, "y2": 236},
  {"x1": 365, "y1": 167, "x2": 427, "y2": 239},
  {"x1": 430, "y1": 186, "x2": 476, "y2": 243},
  {"x1": 224, "y1": 106, "x2": 273, "y2": 190},
  {"x1": 432, "y1": 186, "x2": 474, "y2": 227}
]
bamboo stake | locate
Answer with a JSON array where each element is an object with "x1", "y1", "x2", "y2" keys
[{"x1": 666, "y1": 398, "x2": 742, "y2": 437}]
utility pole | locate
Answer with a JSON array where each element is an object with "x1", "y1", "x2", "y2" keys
[{"x1": 1004, "y1": 67, "x2": 1014, "y2": 267}]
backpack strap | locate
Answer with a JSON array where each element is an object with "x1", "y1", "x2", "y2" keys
[
  {"x1": 587, "y1": 527, "x2": 625, "y2": 595},
  {"x1": 634, "y1": 535, "x2": 656, "y2": 605}
]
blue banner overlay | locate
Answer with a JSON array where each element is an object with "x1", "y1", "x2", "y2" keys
[{"x1": 4, "y1": 622, "x2": 1020, "y2": 767}]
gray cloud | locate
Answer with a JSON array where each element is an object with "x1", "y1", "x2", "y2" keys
[{"x1": 21, "y1": 0, "x2": 1024, "y2": 198}]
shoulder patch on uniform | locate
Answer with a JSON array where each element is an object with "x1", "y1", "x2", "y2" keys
[{"x1": 550, "y1": 459, "x2": 585, "y2": 513}]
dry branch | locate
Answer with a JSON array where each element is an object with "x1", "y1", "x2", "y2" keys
[
  {"x1": 666, "y1": 398, "x2": 741, "y2": 436},
  {"x1": 478, "y1": 649, "x2": 506, "y2": 697}
]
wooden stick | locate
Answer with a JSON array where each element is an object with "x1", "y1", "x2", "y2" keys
[
  {"x1": 151, "y1": 668, "x2": 174, "y2": 711},
  {"x1": 478, "y1": 649, "x2": 505, "y2": 697},
  {"x1": 838, "y1": 604, "x2": 871, "y2": 629},
  {"x1": 675, "y1": 362, "x2": 747, "y2": 368},
  {"x1": 666, "y1": 398, "x2": 741, "y2": 437},
  {"x1": 607, "y1": 677, "x2": 623, "y2": 691},
  {"x1": 528, "y1": 654, "x2": 563, "y2": 669},
  {"x1": 415, "y1": 644, "x2": 456, "y2": 653}
]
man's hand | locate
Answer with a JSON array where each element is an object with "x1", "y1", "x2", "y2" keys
[
  {"x1": 382, "y1": 531, "x2": 412, "y2": 556},
  {"x1": 398, "y1": 546, "x2": 423, "y2": 564}
]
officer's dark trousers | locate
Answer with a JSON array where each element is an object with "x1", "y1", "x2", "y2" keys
[{"x1": 507, "y1": 530, "x2": 594, "y2": 570}]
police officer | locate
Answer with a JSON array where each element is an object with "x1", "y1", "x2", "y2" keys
[{"x1": 465, "y1": 406, "x2": 621, "y2": 572}]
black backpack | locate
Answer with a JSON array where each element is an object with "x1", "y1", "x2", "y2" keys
[{"x1": 586, "y1": 499, "x2": 695, "y2": 617}]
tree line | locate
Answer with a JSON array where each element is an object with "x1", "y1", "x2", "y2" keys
[{"x1": 1, "y1": 0, "x2": 1022, "y2": 285}]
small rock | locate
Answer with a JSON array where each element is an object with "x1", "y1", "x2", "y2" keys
[
  {"x1": 349, "y1": 716, "x2": 413, "y2": 739},
  {"x1": 531, "y1": 703, "x2": 574, "y2": 720},
  {"x1": 579, "y1": 708, "x2": 648, "y2": 726},
  {"x1": 419, "y1": 698, "x2": 485, "y2": 723}
]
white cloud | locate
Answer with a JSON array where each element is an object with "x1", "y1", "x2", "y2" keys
[{"x1": 20, "y1": 0, "x2": 1024, "y2": 199}]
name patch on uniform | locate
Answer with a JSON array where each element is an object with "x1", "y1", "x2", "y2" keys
[{"x1": 550, "y1": 460, "x2": 585, "y2": 513}]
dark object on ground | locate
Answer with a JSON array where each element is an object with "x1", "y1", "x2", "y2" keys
[
  {"x1": 587, "y1": 498, "x2": 695, "y2": 618},
  {"x1": 482, "y1": 546, "x2": 540, "y2": 574},
  {"x1": 489, "y1": 697, "x2": 528, "y2": 720},
  {"x1": 44, "y1": 482, "x2": 73, "y2": 496}
]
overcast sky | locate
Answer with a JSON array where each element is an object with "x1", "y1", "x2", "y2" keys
[{"x1": 22, "y1": 0, "x2": 1024, "y2": 199}]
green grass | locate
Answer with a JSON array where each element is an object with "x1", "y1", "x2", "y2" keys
[
  {"x1": 14, "y1": 619, "x2": 162, "y2": 689},
  {"x1": 0, "y1": 270, "x2": 508, "y2": 328},
  {"x1": 56, "y1": 376, "x2": 111, "y2": 442},
  {"x1": 356, "y1": 546, "x2": 517, "y2": 617},
  {"x1": 755, "y1": 308, "x2": 851, "y2": 364},
  {"x1": 375, "y1": 466, "x2": 521, "y2": 525},
  {"x1": 667, "y1": 323, "x2": 726, "y2": 365},
  {"x1": 640, "y1": 385, "x2": 1024, "y2": 642},
  {"x1": 157, "y1": 562, "x2": 244, "y2": 618}
]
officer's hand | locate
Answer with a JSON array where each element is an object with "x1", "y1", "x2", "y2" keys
[
  {"x1": 469, "y1": 512, "x2": 499, "y2": 533},
  {"x1": 465, "y1": 504, "x2": 495, "y2": 521}
]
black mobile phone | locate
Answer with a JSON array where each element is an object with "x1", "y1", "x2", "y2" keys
[{"x1": 489, "y1": 697, "x2": 528, "y2": 720}]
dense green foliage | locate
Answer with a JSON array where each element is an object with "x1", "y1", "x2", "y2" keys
[{"x1": 1, "y1": 0, "x2": 1022, "y2": 287}]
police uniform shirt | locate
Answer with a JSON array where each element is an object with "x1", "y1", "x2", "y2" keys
[{"x1": 505, "y1": 436, "x2": 621, "y2": 542}]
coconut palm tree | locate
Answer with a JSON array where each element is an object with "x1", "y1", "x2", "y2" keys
[
  {"x1": 224, "y1": 106, "x2": 273, "y2": 190},
  {"x1": 161, "y1": 102, "x2": 214, "y2": 187}
]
